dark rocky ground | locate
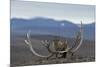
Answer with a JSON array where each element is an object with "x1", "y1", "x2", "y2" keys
[{"x1": 10, "y1": 35, "x2": 95, "y2": 66}]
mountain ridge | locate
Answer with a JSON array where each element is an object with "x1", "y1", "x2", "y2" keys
[{"x1": 11, "y1": 17, "x2": 95, "y2": 40}]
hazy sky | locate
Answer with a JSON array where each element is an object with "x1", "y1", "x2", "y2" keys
[{"x1": 11, "y1": 0, "x2": 95, "y2": 24}]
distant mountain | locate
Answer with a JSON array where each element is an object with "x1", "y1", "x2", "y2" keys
[
  {"x1": 11, "y1": 18, "x2": 95, "y2": 40},
  {"x1": 11, "y1": 17, "x2": 78, "y2": 29}
]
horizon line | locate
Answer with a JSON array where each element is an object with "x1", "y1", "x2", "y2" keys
[{"x1": 11, "y1": 16, "x2": 95, "y2": 24}]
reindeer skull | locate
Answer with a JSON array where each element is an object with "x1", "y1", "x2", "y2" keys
[{"x1": 24, "y1": 22, "x2": 83, "y2": 58}]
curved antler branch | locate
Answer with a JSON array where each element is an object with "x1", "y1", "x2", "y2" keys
[
  {"x1": 24, "y1": 31, "x2": 53, "y2": 58},
  {"x1": 70, "y1": 21, "x2": 83, "y2": 52}
]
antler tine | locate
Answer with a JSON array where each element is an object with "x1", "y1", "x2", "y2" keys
[
  {"x1": 41, "y1": 40, "x2": 50, "y2": 47},
  {"x1": 41, "y1": 40, "x2": 47, "y2": 47}
]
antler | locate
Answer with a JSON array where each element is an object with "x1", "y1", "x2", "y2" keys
[
  {"x1": 24, "y1": 31, "x2": 70, "y2": 57},
  {"x1": 70, "y1": 21, "x2": 83, "y2": 52},
  {"x1": 24, "y1": 31, "x2": 53, "y2": 58},
  {"x1": 24, "y1": 21, "x2": 83, "y2": 58}
]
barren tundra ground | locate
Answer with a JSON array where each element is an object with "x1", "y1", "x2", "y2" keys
[{"x1": 10, "y1": 35, "x2": 95, "y2": 66}]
